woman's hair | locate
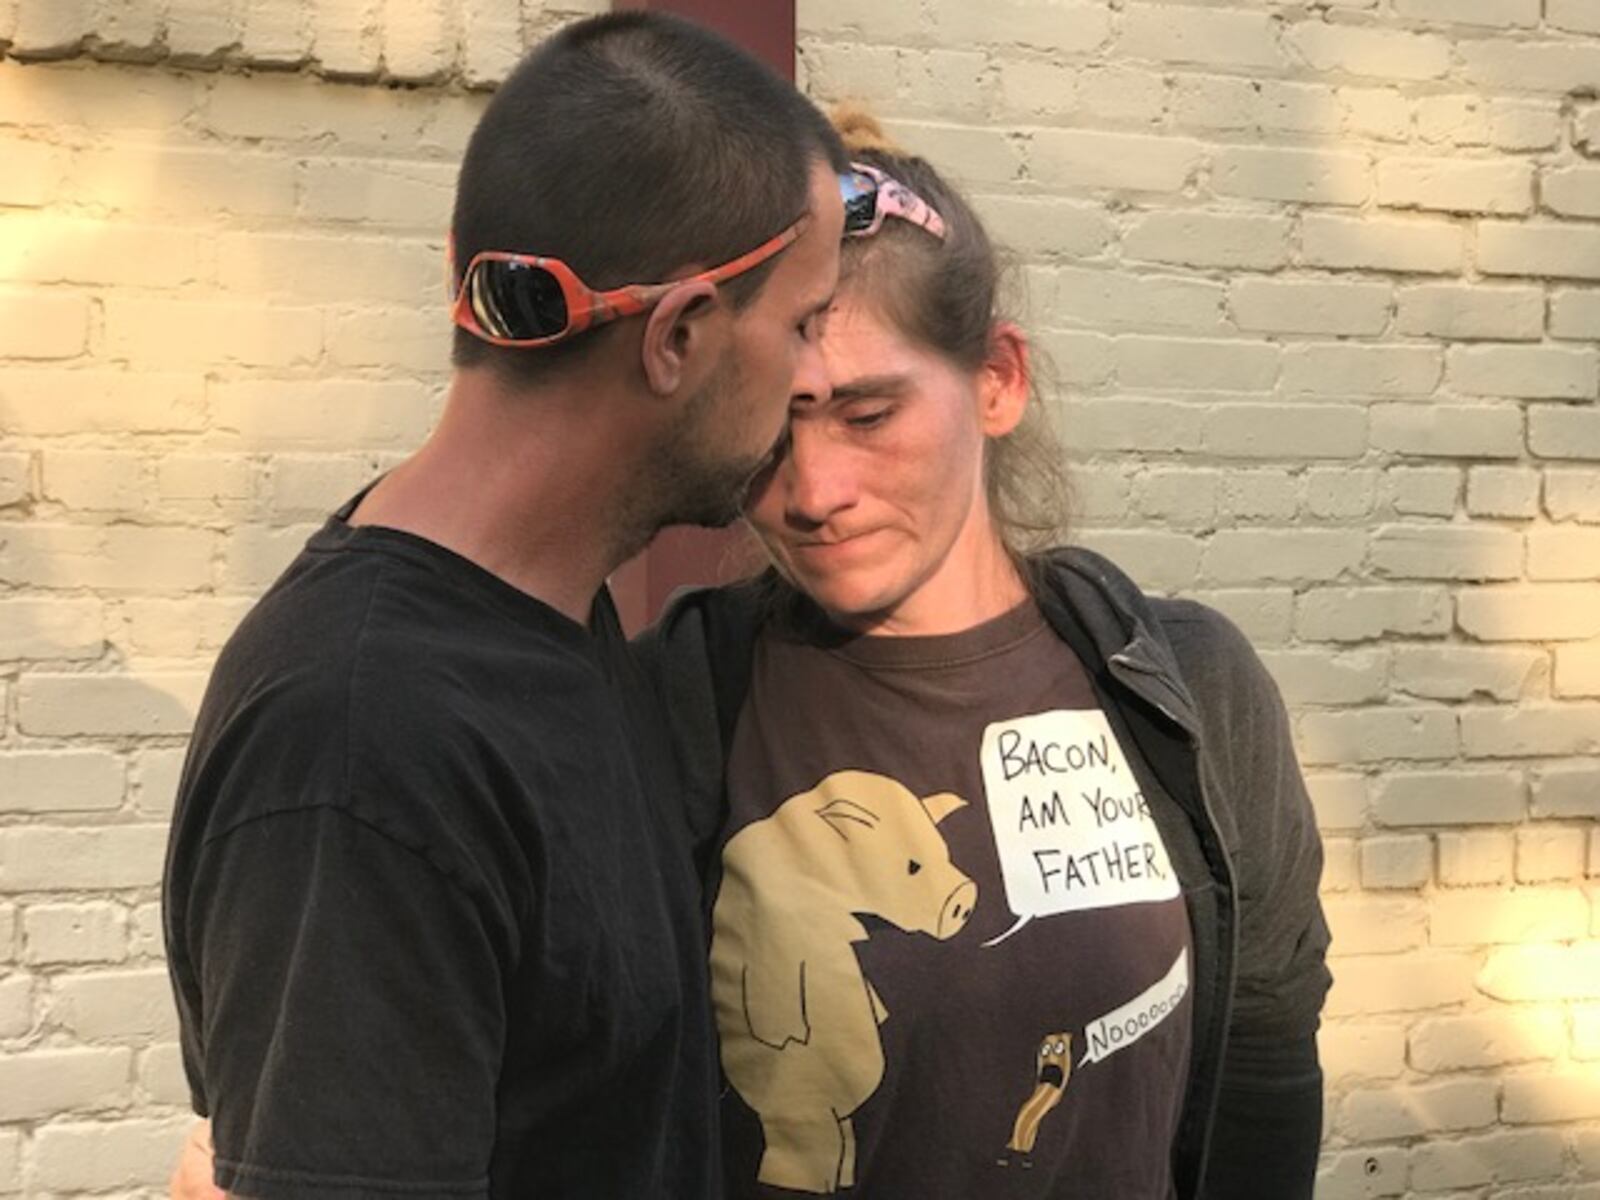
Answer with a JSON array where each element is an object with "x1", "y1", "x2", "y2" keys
[{"x1": 830, "y1": 104, "x2": 1071, "y2": 583}]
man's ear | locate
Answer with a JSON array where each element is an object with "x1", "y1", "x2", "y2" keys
[
  {"x1": 979, "y1": 321, "x2": 1031, "y2": 438},
  {"x1": 639, "y1": 279, "x2": 723, "y2": 397}
]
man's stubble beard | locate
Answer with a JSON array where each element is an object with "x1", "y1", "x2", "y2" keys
[{"x1": 648, "y1": 348, "x2": 775, "y2": 532}]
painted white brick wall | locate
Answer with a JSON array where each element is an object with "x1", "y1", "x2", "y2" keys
[{"x1": 1, "y1": 1, "x2": 1598, "y2": 1197}]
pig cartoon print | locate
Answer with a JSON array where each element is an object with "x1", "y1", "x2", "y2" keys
[{"x1": 711, "y1": 769, "x2": 978, "y2": 1194}]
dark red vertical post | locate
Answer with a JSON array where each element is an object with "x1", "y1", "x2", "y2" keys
[{"x1": 608, "y1": 0, "x2": 797, "y2": 634}]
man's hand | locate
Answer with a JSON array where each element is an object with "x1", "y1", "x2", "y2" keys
[{"x1": 171, "y1": 1119, "x2": 226, "y2": 1200}]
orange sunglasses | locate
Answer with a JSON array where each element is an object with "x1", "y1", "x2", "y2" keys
[{"x1": 449, "y1": 216, "x2": 808, "y2": 349}]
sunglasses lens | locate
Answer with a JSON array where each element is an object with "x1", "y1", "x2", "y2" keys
[
  {"x1": 469, "y1": 259, "x2": 570, "y2": 341},
  {"x1": 840, "y1": 171, "x2": 879, "y2": 236}
]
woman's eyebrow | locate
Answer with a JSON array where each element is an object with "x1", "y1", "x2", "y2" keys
[{"x1": 830, "y1": 374, "x2": 912, "y2": 402}]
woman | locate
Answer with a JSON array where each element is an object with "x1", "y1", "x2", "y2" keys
[{"x1": 644, "y1": 109, "x2": 1331, "y2": 1199}]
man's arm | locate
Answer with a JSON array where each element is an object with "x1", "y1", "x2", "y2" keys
[{"x1": 174, "y1": 804, "x2": 506, "y2": 1200}]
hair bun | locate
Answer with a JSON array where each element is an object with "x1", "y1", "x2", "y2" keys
[{"x1": 830, "y1": 102, "x2": 907, "y2": 157}]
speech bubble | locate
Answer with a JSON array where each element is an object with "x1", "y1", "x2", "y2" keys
[
  {"x1": 1080, "y1": 947, "x2": 1189, "y2": 1067},
  {"x1": 979, "y1": 709, "x2": 1179, "y2": 947}
]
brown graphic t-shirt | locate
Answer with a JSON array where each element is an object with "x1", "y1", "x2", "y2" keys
[{"x1": 712, "y1": 600, "x2": 1193, "y2": 1198}]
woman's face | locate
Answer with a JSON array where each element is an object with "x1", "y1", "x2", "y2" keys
[{"x1": 743, "y1": 292, "x2": 1028, "y2": 635}]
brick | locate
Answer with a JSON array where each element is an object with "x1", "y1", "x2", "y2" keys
[
  {"x1": 1066, "y1": 466, "x2": 1133, "y2": 523},
  {"x1": 1480, "y1": 221, "x2": 1600, "y2": 280},
  {"x1": 1431, "y1": 888, "x2": 1589, "y2": 945},
  {"x1": 1117, "y1": 337, "x2": 1278, "y2": 392},
  {"x1": 0, "y1": 60, "x2": 198, "y2": 129},
  {"x1": 31, "y1": 1115, "x2": 192, "y2": 1192},
  {"x1": 1416, "y1": 94, "x2": 1489, "y2": 146},
  {"x1": 129, "y1": 901, "x2": 162, "y2": 960},
  {"x1": 1317, "y1": 1148, "x2": 1409, "y2": 1199},
  {"x1": 139, "y1": 1042, "x2": 190, "y2": 1106},
  {"x1": 1458, "y1": 585, "x2": 1600, "y2": 641},
  {"x1": 1531, "y1": 762, "x2": 1600, "y2": 817},
  {"x1": 1119, "y1": 4, "x2": 1282, "y2": 68},
  {"x1": 1070, "y1": 531, "x2": 1201, "y2": 594},
  {"x1": 1450, "y1": 345, "x2": 1598, "y2": 401},
  {"x1": 457, "y1": 0, "x2": 522, "y2": 87},
  {"x1": 1542, "y1": 165, "x2": 1600, "y2": 219},
  {"x1": 0, "y1": 286, "x2": 89, "y2": 358},
  {"x1": 0, "y1": 212, "x2": 204, "y2": 287},
  {"x1": 1030, "y1": 130, "x2": 1201, "y2": 194},
  {"x1": 1133, "y1": 468, "x2": 1217, "y2": 526},
  {"x1": 1517, "y1": 825, "x2": 1589, "y2": 883},
  {"x1": 1289, "y1": 21, "x2": 1450, "y2": 78},
  {"x1": 1072, "y1": 66, "x2": 1167, "y2": 124},
  {"x1": 86, "y1": 0, "x2": 163, "y2": 56},
  {"x1": 1377, "y1": 157, "x2": 1533, "y2": 214},
  {"x1": 1320, "y1": 1023, "x2": 1406, "y2": 1084},
  {"x1": 1043, "y1": 269, "x2": 1224, "y2": 332},
  {"x1": 1338, "y1": 1079, "x2": 1496, "y2": 1141},
  {"x1": 0, "y1": 973, "x2": 32, "y2": 1038},
  {"x1": 1409, "y1": 1129, "x2": 1566, "y2": 1192},
  {"x1": 1551, "y1": 290, "x2": 1600, "y2": 341},
  {"x1": 1342, "y1": 86, "x2": 1411, "y2": 141},
  {"x1": 71, "y1": 144, "x2": 297, "y2": 218},
  {"x1": 974, "y1": 195, "x2": 1114, "y2": 259},
  {"x1": 49, "y1": 967, "x2": 178, "y2": 1040},
  {"x1": 1392, "y1": 645, "x2": 1543, "y2": 702},
  {"x1": 0, "y1": 450, "x2": 25, "y2": 506},
  {"x1": 0, "y1": 134, "x2": 67, "y2": 205},
  {"x1": 1221, "y1": 470, "x2": 1301, "y2": 522},
  {"x1": 1528, "y1": 527, "x2": 1600, "y2": 581},
  {"x1": 1281, "y1": 344, "x2": 1440, "y2": 398},
  {"x1": 1550, "y1": 0, "x2": 1600, "y2": 31},
  {"x1": 216, "y1": 230, "x2": 441, "y2": 305},
  {"x1": 884, "y1": 121, "x2": 1021, "y2": 188},
  {"x1": 1259, "y1": 648, "x2": 1386, "y2": 706},
  {"x1": 0, "y1": 369, "x2": 206, "y2": 435},
  {"x1": 211, "y1": 379, "x2": 435, "y2": 448},
  {"x1": 1369, "y1": 524, "x2": 1522, "y2": 582},
  {"x1": 1055, "y1": 398, "x2": 1200, "y2": 453},
  {"x1": 1387, "y1": 467, "x2": 1460, "y2": 517},
  {"x1": 1229, "y1": 279, "x2": 1389, "y2": 336},
  {"x1": 1296, "y1": 586, "x2": 1451, "y2": 642},
  {"x1": 1396, "y1": 284, "x2": 1544, "y2": 340},
  {"x1": 1503, "y1": 1071, "x2": 1600, "y2": 1123},
  {"x1": 18, "y1": 672, "x2": 206, "y2": 737},
  {"x1": 1581, "y1": 1009, "x2": 1600, "y2": 1057},
  {"x1": 310, "y1": 0, "x2": 383, "y2": 78},
  {"x1": 0, "y1": 597, "x2": 104, "y2": 660},
  {"x1": 42, "y1": 449, "x2": 145, "y2": 512},
  {"x1": 1307, "y1": 467, "x2": 1378, "y2": 519},
  {"x1": 1203, "y1": 529, "x2": 1363, "y2": 585},
  {"x1": 0, "y1": 905, "x2": 14, "y2": 962},
  {"x1": 22, "y1": 902, "x2": 127, "y2": 965},
  {"x1": 239, "y1": 0, "x2": 313, "y2": 65},
  {"x1": 1461, "y1": 705, "x2": 1600, "y2": 758},
  {"x1": 1410, "y1": 1010, "x2": 1565, "y2": 1071},
  {"x1": 0, "y1": 1128, "x2": 17, "y2": 1194},
  {"x1": 1306, "y1": 773, "x2": 1368, "y2": 830},
  {"x1": 1481, "y1": 944, "x2": 1600, "y2": 1001},
  {"x1": 0, "y1": 750, "x2": 123, "y2": 813},
  {"x1": 0, "y1": 825, "x2": 167, "y2": 891},
  {"x1": 0, "y1": 1046, "x2": 132, "y2": 1120},
  {"x1": 1438, "y1": 831, "x2": 1514, "y2": 885},
  {"x1": 1393, "y1": 0, "x2": 1538, "y2": 26},
  {"x1": 1374, "y1": 771, "x2": 1524, "y2": 827},
  {"x1": 1460, "y1": 40, "x2": 1600, "y2": 94},
  {"x1": 1359, "y1": 835, "x2": 1431, "y2": 889},
  {"x1": 1300, "y1": 707, "x2": 1456, "y2": 765},
  {"x1": 1323, "y1": 895, "x2": 1427, "y2": 954},
  {"x1": 1490, "y1": 100, "x2": 1563, "y2": 151},
  {"x1": 1548, "y1": 469, "x2": 1600, "y2": 522},
  {"x1": 1203, "y1": 404, "x2": 1367, "y2": 459},
  {"x1": 1531, "y1": 406, "x2": 1600, "y2": 461},
  {"x1": 116, "y1": 596, "x2": 257, "y2": 659},
  {"x1": 9, "y1": 0, "x2": 92, "y2": 55},
  {"x1": 1170, "y1": 75, "x2": 1341, "y2": 135},
  {"x1": 1467, "y1": 467, "x2": 1540, "y2": 519},
  {"x1": 222, "y1": 523, "x2": 324, "y2": 590},
  {"x1": 1123, "y1": 211, "x2": 1290, "y2": 269},
  {"x1": 1322, "y1": 838, "x2": 1359, "y2": 890},
  {"x1": 929, "y1": 0, "x2": 1111, "y2": 51},
  {"x1": 104, "y1": 297, "x2": 323, "y2": 368},
  {"x1": 1035, "y1": 330, "x2": 1114, "y2": 387},
  {"x1": 165, "y1": 0, "x2": 242, "y2": 60},
  {"x1": 1301, "y1": 213, "x2": 1463, "y2": 273},
  {"x1": 133, "y1": 747, "x2": 186, "y2": 819},
  {"x1": 1211, "y1": 146, "x2": 1369, "y2": 205},
  {"x1": 1370, "y1": 404, "x2": 1522, "y2": 459}
]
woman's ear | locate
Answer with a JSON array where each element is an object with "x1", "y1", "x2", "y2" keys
[
  {"x1": 979, "y1": 321, "x2": 1030, "y2": 438},
  {"x1": 639, "y1": 279, "x2": 722, "y2": 397}
]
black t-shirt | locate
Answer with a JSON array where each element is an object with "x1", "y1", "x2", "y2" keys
[{"x1": 163, "y1": 504, "x2": 720, "y2": 1200}]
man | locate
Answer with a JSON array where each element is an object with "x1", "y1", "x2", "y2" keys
[{"x1": 163, "y1": 12, "x2": 847, "y2": 1198}]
